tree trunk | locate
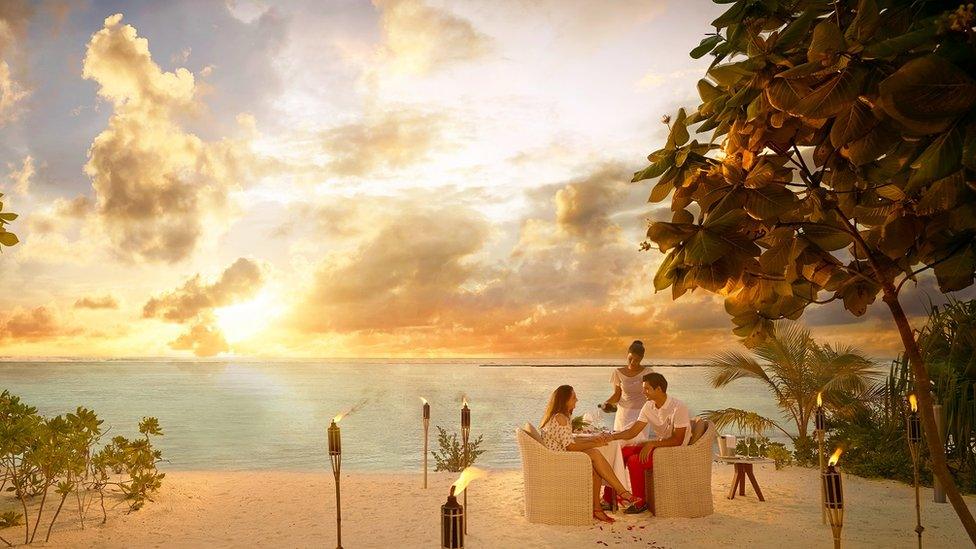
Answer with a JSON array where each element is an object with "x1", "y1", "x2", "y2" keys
[{"x1": 883, "y1": 290, "x2": 976, "y2": 544}]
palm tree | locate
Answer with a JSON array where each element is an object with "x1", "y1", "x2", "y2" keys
[{"x1": 704, "y1": 321, "x2": 877, "y2": 463}]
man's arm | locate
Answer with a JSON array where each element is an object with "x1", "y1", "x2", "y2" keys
[
  {"x1": 611, "y1": 420, "x2": 647, "y2": 442},
  {"x1": 638, "y1": 426, "x2": 687, "y2": 461}
]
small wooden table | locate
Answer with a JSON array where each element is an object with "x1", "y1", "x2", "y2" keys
[{"x1": 715, "y1": 456, "x2": 775, "y2": 501}]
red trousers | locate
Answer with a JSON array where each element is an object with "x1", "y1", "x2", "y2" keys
[{"x1": 622, "y1": 444, "x2": 655, "y2": 500}]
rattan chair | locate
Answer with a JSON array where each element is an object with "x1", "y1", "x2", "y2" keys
[
  {"x1": 645, "y1": 419, "x2": 716, "y2": 518},
  {"x1": 515, "y1": 427, "x2": 592, "y2": 525}
]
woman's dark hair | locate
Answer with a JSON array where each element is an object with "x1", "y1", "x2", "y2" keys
[
  {"x1": 628, "y1": 340, "x2": 645, "y2": 357},
  {"x1": 541, "y1": 385, "x2": 574, "y2": 428}
]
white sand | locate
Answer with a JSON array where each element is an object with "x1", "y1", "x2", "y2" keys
[{"x1": 7, "y1": 464, "x2": 975, "y2": 548}]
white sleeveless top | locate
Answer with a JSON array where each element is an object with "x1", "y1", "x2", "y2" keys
[
  {"x1": 540, "y1": 414, "x2": 574, "y2": 452},
  {"x1": 610, "y1": 367, "x2": 649, "y2": 410}
]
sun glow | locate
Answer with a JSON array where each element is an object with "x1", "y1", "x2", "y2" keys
[{"x1": 213, "y1": 289, "x2": 285, "y2": 343}]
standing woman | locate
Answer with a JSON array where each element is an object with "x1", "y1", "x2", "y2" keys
[{"x1": 601, "y1": 341, "x2": 650, "y2": 435}]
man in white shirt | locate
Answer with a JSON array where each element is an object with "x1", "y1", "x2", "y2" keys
[{"x1": 610, "y1": 372, "x2": 691, "y2": 514}]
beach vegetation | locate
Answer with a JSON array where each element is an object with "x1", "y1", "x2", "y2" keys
[
  {"x1": 0, "y1": 194, "x2": 18, "y2": 253},
  {"x1": 829, "y1": 299, "x2": 976, "y2": 492},
  {"x1": 0, "y1": 391, "x2": 164, "y2": 545},
  {"x1": 634, "y1": 0, "x2": 976, "y2": 538},
  {"x1": 431, "y1": 426, "x2": 485, "y2": 472},
  {"x1": 703, "y1": 321, "x2": 874, "y2": 465}
]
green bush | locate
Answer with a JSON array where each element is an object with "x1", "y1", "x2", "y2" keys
[
  {"x1": 766, "y1": 443, "x2": 793, "y2": 470},
  {"x1": 0, "y1": 391, "x2": 164, "y2": 545},
  {"x1": 431, "y1": 426, "x2": 485, "y2": 473}
]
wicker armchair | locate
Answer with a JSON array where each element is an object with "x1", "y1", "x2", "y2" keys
[
  {"x1": 515, "y1": 427, "x2": 592, "y2": 525},
  {"x1": 646, "y1": 419, "x2": 717, "y2": 518}
]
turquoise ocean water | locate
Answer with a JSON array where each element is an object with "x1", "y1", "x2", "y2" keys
[{"x1": 0, "y1": 359, "x2": 788, "y2": 471}]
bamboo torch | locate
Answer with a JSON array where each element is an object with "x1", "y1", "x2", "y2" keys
[
  {"x1": 422, "y1": 397, "x2": 430, "y2": 489},
  {"x1": 907, "y1": 394, "x2": 924, "y2": 549},
  {"x1": 460, "y1": 397, "x2": 471, "y2": 534},
  {"x1": 328, "y1": 416, "x2": 343, "y2": 549},
  {"x1": 822, "y1": 448, "x2": 844, "y2": 549},
  {"x1": 815, "y1": 391, "x2": 827, "y2": 525}
]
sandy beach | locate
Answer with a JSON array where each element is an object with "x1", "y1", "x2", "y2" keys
[{"x1": 8, "y1": 463, "x2": 970, "y2": 548}]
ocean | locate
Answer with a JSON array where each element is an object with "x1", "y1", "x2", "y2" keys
[{"x1": 1, "y1": 359, "x2": 786, "y2": 471}]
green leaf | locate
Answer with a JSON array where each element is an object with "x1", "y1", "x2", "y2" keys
[
  {"x1": 712, "y1": 0, "x2": 748, "y2": 28},
  {"x1": 686, "y1": 230, "x2": 731, "y2": 265},
  {"x1": 808, "y1": 20, "x2": 845, "y2": 63},
  {"x1": 878, "y1": 55, "x2": 976, "y2": 135},
  {"x1": 844, "y1": 0, "x2": 879, "y2": 43},
  {"x1": 843, "y1": 122, "x2": 899, "y2": 166},
  {"x1": 793, "y1": 68, "x2": 866, "y2": 119},
  {"x1": 654, "y1": 250, "x2": 679, "y2": 291},
  {"x1": 691, "y1": 35, "x2": 723, "y2": 59},
  {"x1": 862, "y1": 24, "x2": 937, "y2": 60},
  {"x1": 766, "y1": 78, "x2": 809, "y2": 113},
  {"x1": 802, "y1": 223, "x2": 852, "y2": 251},
  {"x1": 646, "y1": 222, "x2": 696, "y2": 252},
  {"x1": 776, "y1": 9, "x2": 815, "y2": 50},
  {"x1": 933, "y1": 244, "x2": 976, "y2": 292},
  {"x1": 907, "y1": 126, "x2": 963, "y2": 192},
  {"x1": 632, "y1": 154, "x2": 673, "y2": 182},
  {"x1": 708, "y1": 60, "x2": 756, "y2": 87},
  {"x1": 961, "y1": 123, "x2": 976, "y2": 171},
  {"x1": 776, "y1": 61, "x2": 828, "y2": 80},
  {"x1": 649, "y1": 178, "x2": 676, "y2": 202},
  {"x1": 830, "y1": 100, "x2": 876, "y2": 148},
  {"x1": 879, "y1": 215, "x2": 918, "y2": 259},
  {"x1": 0, "y1": 231, "x2": 19, "y2": 247},
  {"x1": 697, "y1": 79, "x2": 723, "y2": 103},
  {"x1": 0, "y1": 212, "x2": 16, "y2": 221},
  {"x1": 743, "y1": 185, "x2": 799, "y2": 221},
  {"x1": 665, "y1": 108, "x2": 690, "y2": 150},
  {"x1": 838, "y1": 277, "x2": 880, "y2": 316}
]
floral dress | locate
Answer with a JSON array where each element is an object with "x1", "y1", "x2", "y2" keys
[{"x1": 541, "y1": 413, "x2": 575, "y2": 452}]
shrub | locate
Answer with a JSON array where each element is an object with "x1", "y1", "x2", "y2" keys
[
  {"x1": 0, "y1": 391, "x2": 164, "y2": 545},
  {"x1": 431, "y1": 426, "x2": 485, "y2": 473}
]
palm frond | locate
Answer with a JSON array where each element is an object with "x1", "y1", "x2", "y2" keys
[
  {"x1": 701, "y1": 407, "x2": 790, "y2": 439},
  {"x1": 706, "y1": 351, "x2": 771, "y2": 388}
]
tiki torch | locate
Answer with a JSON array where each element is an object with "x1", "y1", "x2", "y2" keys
[
  {"x1": 441, "y1": 467, "x2": 486, "y2": 549},
  {"x1": 328, "y1": 416, "x2": 343, "y2": 549},
  {"x1": 460, "y1": 398, "x2": 471, "y2": 534},
  {"x1": 422, "y1": 397, "x2": 431, "y2": 489},
  {"x1": 815, "y1": 391, "x2": 827, "y2": 524},
  {"x1": 907, "y1": 394, "x2": 924, "y2": 548},
  {"x1": 822, "y1": 448, "x2": 844, "y2": 549}
]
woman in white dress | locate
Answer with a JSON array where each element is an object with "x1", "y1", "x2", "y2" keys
[
  {"x1": 540, "y1": 385, "x2": 634, "y2": 523},
  {"x1": 600, "y1": 341, "x2": 650, "y2": 435}
]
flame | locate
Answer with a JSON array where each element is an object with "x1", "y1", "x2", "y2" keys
[
  {"x1": 332, "y1": 399, "x2": 368, "y2": 424},
  {"x1": 908, "y1": 393, "x2": 918, "y2": 412},
  {"x1": 462, "y1": 395, "x2": 469, "y2": 408},
  {"x1": 828, "y1": 447, "x2": 843, "y2": 466},
  {"x1": 451, "y1": 467, "x2": 487, "y2": 496},
  {"x1": 420, "y1": 397, "x2": 428, "y2": 405},
  {"x1": 816, "y1": 392, "x2": 822, "y2": 407}
]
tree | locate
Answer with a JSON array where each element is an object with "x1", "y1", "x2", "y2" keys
[
  {"x1": 704, "y1": 321, "x2": 875, "y2": 464},
  {"x1": 634, "y1": 0, "x2": 976, "y2": 540},
  {"x1": 0, "y1": 192, "x2": 18, "y2": 252}
]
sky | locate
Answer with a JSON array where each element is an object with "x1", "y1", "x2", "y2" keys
[{"x1": 0, "y1": 0, "x2": 970, "y2": 360}]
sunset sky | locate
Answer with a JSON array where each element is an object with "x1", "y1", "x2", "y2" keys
[{"x1": 0, "y1": 0, "x2": 970, "y2": 359}]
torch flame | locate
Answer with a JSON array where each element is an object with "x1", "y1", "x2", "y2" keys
[
  {"x1": 332, "y1": 399, "x2": 368, "y2": 424},
  {"x1": 420, "y1": 397, "x2": 428, "y2": 405},
  {"x1": 816, "y1": 392, "x2": 822, "y2": 407},
  {"x1": 908, "y1": 393, "x2": 918, "y2": 412},
  {"x1": 462, "y1": 395, "x2": 469, "y2": 407},
  {"x1": 451, "y1": 466, "x2": 486, "y2": 496},
  {"x1": 828, "y1": 447, "x2": 843, "y2": 466}
]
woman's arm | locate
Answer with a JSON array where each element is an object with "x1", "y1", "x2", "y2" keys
[{"x1": 604, "y1": 385, "x2": 622, "y2": 406}]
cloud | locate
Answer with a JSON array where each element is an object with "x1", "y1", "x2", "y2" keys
[
  {"x1": 143, "y1": 257, "x2": 264, "y2": 322},
  {"x1": 0, "y1": 0, "x2": 33, "y2": 125},
  {"x1": 552, "y1": 164, "x2": 628, "y2": 243},
  {"x1": 169, "y1": 319, "x2": 230, "y2": 357},
  {"x1": 320, "y1": 109, "x2": 447, "y2": 177},
  {"x1": 5, "y1": 155, "x2": 33, "y2": 196},
  {"x1": 372, "y1": 0, "x2": 491, "y2": 75},
  {"x1": 82, "y1": 14, "x2": 256, "y2": 263},
  {"x1": 74, "y1": 295, "x2": 119, "y2": 309},
  {"x1": 0, "y1": 306, "x2": 79, "y2": 341}
]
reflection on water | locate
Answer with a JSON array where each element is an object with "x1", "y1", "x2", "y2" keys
[{"x1": 0, "y1": 359, "x2": 785, "y2": 471}]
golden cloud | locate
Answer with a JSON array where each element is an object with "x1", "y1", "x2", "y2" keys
[
  {"x1": 372, "y1": 0, "x2": 491, "y2": 75},
  {"x1": 0, "y1": 0, "x2": 32, "y2": 125},
  {"x1": 82, "y1": 14, "x2": 255, "y2": 263},
  {"x1": 143, "y1": 257, "x2": 264, "y2": 322},
  {"x1": 0, "y1": 306, "x2": 79, "y2": 341},
  {"x1": 321, "y1": 109, "x2": 447, "y2": 177},
  {"x1": 169, "y1": 318, "x2": 229, "y2": 357},
  {"x1": 74, "y1": 294, "x2": 119, "y2": 310}
]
